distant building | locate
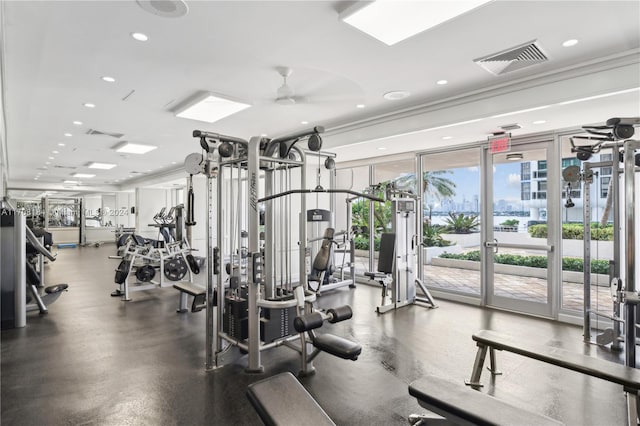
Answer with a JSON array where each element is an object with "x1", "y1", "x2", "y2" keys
[{"x1": 521, "y1": 155, "x2": 612, "y2": 223}]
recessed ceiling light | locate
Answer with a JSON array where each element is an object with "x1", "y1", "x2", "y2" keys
[
  {"x1": 436, "y1": 80, "x2": 448, "y2": 85},
  {"x1": 73, "y1": 121, "x2": 83, "y2": 126},
  {"x1": 48, "y1": 156, "x2": 55, "y2": 160},
  {"x1": 131, "y1": 32, "x2": 149, "y2": 42},
  {"x1": 378, "y1": 147, "x2": 387, "y2": 150},
  {"x1": 88, "y1": 162, "x2": 117, "y2": 170},
  {"x1": 34, "y1": 177, "x2": 39, "y2": 180},
  {"x1": 64, "y1": 180, "x2": 79, "y2": 184},
  {"x1": 45, "y1": 162, "x2": 51, "y2": 165},
  {"x1": 101, "y1": 76, "x2": 116, "y2": 83},
  {"x1": 58, "y1": 143, "x2": 66, "y2": 147},
  {"x1": 52, "y1": 150, "x2": 59, "y2": 154},
  {"x1": 64, "y1": 133, "x2": 72, "y2": 137},
  {"x1": 72, "y1": 173, "x2": 96, "y2": 178},
  {"x1": 114, "y1": 142, "x2": 157, "y2": 154},
  {"x1": 442, "y1": 136, "x2": 453, "y2": 140},
  {"x1": 175, "y1": 92, "x2": 251, "y2": 123},
  {"x1": 356, "y1": 104, "x2": 365, "y2": 108},
  {"x1": 562, "y1": 39, "x2": 578, "y2": 47},
  {"x1": 340, "y1": 0, "x2": 492, "y2": 45},
  {"x1": 171, "y1": 161, "x2": 177, "y2": 164},
  {"x1": 83, "y1": 103, "x2": 96, "y2": 108},
  {"x1": 383, "y1": 91, "x2": 410, "y2": 100},
  {"x1": 301, "y1": 121, "x2": 309, "y2": 125},
  {"x1": 533, "y1": 120, "x2": 546, "y2": 125}
]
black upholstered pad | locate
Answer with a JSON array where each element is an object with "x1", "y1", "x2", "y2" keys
[
  {"x1": 247, "y1": 372, "x2": 335, "y2": 426},
  {"x1": 409, "y1": 375, "x2": 563, "y2": 426},
  {"x1": 45, "y1": 284, "x2": 69, "y2": 294},
  {"x1": 474, "y1": 330, "x2": 640, "y2": 390},
  {"x1": 313, "y1": 333, "x2": 361, "y2": 360}
]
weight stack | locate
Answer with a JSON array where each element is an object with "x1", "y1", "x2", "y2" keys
[
  {"x1": 260, "y1": 306, "x2": 297, "y2": 343},
  {"x1": 223, "y1": 296, "x2": 248, "y2": 340}
]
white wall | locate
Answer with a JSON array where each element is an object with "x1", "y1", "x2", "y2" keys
[{"x1": 135, "y1": 188, "x2": 170, "y2": 240}]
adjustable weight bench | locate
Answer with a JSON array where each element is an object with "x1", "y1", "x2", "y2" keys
[
  {"x1": 173, "y1": 282, "x2": 209, "y2": 313},
  {"x1": 409, "y1": 375, "x2": 563, "y2": 425},
  {"x1": 247, "y1": 372, "x2": 335, "y2": 426}
]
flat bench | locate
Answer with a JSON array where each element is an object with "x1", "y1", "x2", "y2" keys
[
  {"x1": 173, "y1": 282, "x2": 208, "y2": 313},
  {"x1": 467, "y1": 330, "x2": 640, "y2": 394},
  {"x1": 247, "y1": 372, "x2": 335, "y2": 426},
  {"x1": 409, "y1": 375, "x2": 563, "y2": 426}
]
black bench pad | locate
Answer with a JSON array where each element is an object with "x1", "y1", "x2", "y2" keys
[
  {"x1": 474, "y1": 330, "x2": 640, "y2": 391},
  {"x1": 173, "y1": 282, "x2": 205, "y2": 297},
  {"x1": 314, "y1": 333, "x2": 361, "y2": 360},
  {"x1": 247, "y1": 372, "x2": 335, "y2": 426},
  {"x1": 409, "y1": 375, "x2": 563, "y2": 426}
]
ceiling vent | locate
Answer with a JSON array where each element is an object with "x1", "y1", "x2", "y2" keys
[
  {"x1": 500, "y1": 123, "x2": 522, "y2": 131},
  {"x1": 86, "y1": 129, "x2": 125, "y2": 138},
  {"x1": 474, "y1": 40, "x2": 548, "y2": 76},
  {"x1": 53, "y1": 165, "x2": 78, "y2": 170}
]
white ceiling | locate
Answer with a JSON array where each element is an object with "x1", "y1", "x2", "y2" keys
[{"x1": 2, "y1": 0, "x2": 640, "y2": 193}]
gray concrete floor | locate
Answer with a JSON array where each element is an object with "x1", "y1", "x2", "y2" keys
[{"x1": 1, "y1": 244, "x2": 630, "y2": 425}]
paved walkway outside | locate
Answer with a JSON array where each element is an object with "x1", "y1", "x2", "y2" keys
[{"x1": 351, "y1": 256, "x2": 612, "y2": 313}]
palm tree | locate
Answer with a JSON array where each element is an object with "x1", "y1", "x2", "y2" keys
[{"x1": 422, "y1": 170, "x2": 456, "y2": 200}]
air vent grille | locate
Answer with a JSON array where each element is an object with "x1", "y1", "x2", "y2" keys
[
  {"x1": 475, "y1": 40, "x2": 548, "y2": 76},
  {"x1": 86, "y1": 129, "x2": 125, "y2": 138},
  {"x1": 53, "y1": 165, "x2": 78, "y2": 170}
]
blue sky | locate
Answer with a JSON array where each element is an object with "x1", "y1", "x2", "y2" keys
[{"x1": 424, "y1": 162, "x2": 522, "y2": 204}]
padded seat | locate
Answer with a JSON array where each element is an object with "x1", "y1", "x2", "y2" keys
[
  {"x1": 410, "y1": 375, "x2": 563, "y2": 426},
  {"x1": 313, "y1": 333, "x2": 361, "y2": 360},
  {"x1": 247, "y1": 372, "x2": 335, "y2": 426}
]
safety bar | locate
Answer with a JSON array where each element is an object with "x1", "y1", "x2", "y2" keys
[
  {"x1": 259, "y1": 188, "x2": 384, "y2": 203},
  {"x1": 486, "y1": 241, "x2": 553, "y2": 252},
  {"x1": 192, "y1": 130, "x2": 248, "y2": 145}
]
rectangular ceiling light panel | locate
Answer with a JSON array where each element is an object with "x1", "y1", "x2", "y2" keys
[
  {"x1": 115, "y1": 142, "x2": 157, "y2": 154},
  {"x1": 88, "y1": 162, "x2": 117, "y2": 169},
  {"x1": 341, "y1": 0, "x2": 493, "y2": 46},
  {"x1": 72, "y1": 173, "x2": 96, "y2": 178},
  {"x1": 175, "y1": 92, "x2": 251, "y2": 123}
]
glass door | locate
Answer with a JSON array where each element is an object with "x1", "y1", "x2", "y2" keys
[{"x1": 483, "y1": 140, "x2": 557, "y2": 317}]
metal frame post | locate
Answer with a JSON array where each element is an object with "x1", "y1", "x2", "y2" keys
[
  {"x1": 624, "y1": 139, "x2": 639, "y2": 368},
  {"x1": 583, "y1": 164, "x2": 592, "y2": 342}
]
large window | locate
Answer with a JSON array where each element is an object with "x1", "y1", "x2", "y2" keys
[
  {"x1": 600, "y1": 176, "x2": 611, "y2": 199},
  {"x1": 521, "y1": 162, "x2": 531, "y2": 180},
  {"x1": 521, "y1": 182, "x2": 531, "y2": 200}
]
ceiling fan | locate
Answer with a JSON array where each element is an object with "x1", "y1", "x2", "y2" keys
[{"x1": 274, "y1": 66, "x2": 303, "y2": 105}]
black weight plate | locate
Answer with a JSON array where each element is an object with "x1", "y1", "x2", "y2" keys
[
  {"x1": 114, "y1": 260, "x2": 131, "y2": 284},
  {"x1": 164, "y1": 257, "x2": 187, "y2": 281},
  {"x1": 135, "y1": 264, "x2": 156, "y2": 282}
]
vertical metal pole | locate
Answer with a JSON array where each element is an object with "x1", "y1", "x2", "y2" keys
[
  {"x1": 583, "y1": 165, "x2": 592, "y2": 342},
  {"x1": 299, "y1": 150, "x2": 307, "y2": 290},
  {"x1": 14, "y1": 212, "x2": 26, "y2": 328},
  {"x1": 247, "y1": 136, "x2": 263, "y2": 373},
  {"x1": 205, "y1": 159, "x2": 215, "y2": 370},
  {"x1": 368, "y1": 165, "x2": 375, "y2": 272},
  {"x1": 612, "y1": 144, "x2": 622, "y2": 350},
  {"x1": 416, "y1": 154, "x2": 424, "y2": 281},
  {"x1": 216, "y1": 160, "x2": 224, "y2": 353},
  {"x1": 624, "y1": 140, "x2": 638, "y2": 368}
]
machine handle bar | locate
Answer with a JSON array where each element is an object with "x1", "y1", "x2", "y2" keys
[{"x1": 258, "y1": 188, "x2": 384, "y2": 203}]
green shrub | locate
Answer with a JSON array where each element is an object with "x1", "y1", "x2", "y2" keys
[
  {"x1": 439, "y1": 250, "x2": 609, "y2": 273},
  {"x1": 423, "y1": 223, "x2": 452, "y2": 247},
  {"x1": 527, "y1": 223, "x2": 613, "y2": 241},
  {"x1": 443, "y1": 212, "x2": 480, "y2": 234},
  {"x1": 353, "y1": 236, "x2": 381, "y2": 251},
  {"x1": 500, "y1": 219, "x2": 519, "y2": 226}
]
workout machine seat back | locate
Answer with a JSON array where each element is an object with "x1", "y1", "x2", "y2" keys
[
  {"x1": 310, "y1": 227, "x2": 335, "y2": 283},
  {"x1": 365, "y1": 232, "x2": 395, "y2": 279}
]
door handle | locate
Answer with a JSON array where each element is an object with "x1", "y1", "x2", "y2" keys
[{"x1": 485, "y1": 239, "x2": 499, "y2": 253}]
